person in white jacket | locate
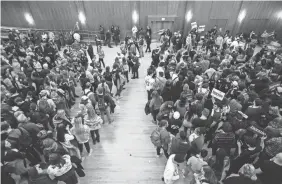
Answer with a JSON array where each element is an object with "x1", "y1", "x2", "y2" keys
[{"x1": 163, "y1": 154, "x2": 180, "y2": 184}]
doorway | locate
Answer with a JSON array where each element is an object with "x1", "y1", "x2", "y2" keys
[{"x1": 151, "y1": 21, "x2": 174, "y2": 40}]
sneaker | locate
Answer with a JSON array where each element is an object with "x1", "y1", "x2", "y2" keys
[
  {"x1": 156, "y1": 155, "x2": 161, "y2": 158},
  {"x1": 88, "y1": 149, "x2": 93, "y2": 156},
  {"x1": 92, "y1": 140, "x2": 96, "y2": 145}
]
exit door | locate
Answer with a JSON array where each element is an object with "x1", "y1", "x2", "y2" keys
[{"x1": 151, "y1": 21, "x2": 174, "y2": 40}]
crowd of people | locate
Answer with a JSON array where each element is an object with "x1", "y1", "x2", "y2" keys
[
  {"x1": 145, "y1": 25, "x2": 282, "y2": 184},
  {"x1": 0, "y1": 25, "x2": 148, "y2": 184}
]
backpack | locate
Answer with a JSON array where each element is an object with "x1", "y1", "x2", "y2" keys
[
  {"x1": 18, "y1": 127, "x2": 33, "y2": 147},
  {"x1": 144, "y1": 100, "x2": 151, "y2": 115},
  {"x1": 38, "y1": 98, "x2": 53, "y2": 115},
  {"x1": 150, "y1": 128, "x2": 162, "y2": 147},
  {"x1": 97, "y1": 95, "x2": 106, "y2": 111}
]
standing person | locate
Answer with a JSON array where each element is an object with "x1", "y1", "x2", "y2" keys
[
  {"x1": 84, "y1": 104, "x2": 103, "y2": 145},
  {"x1": 151, "y1": 120, "x2": 170, "y2": 158},
  {"x1": 145, "y1": 32, "x2": 152, "y2": 52},
  {"x1": 146, "y1": 25, "x2": 152, "y2": 37},
  {"x1": 87, "y1": 44, "x2": 94, "y2": 60},
  {"x1": 150, "y1": 90, "x2": 164, "y2": 123},
  {"x1": 97, "y1": 45, "x2": 105, "y2": 68},
  {"x1": 95, "y1": 86, "x2": 113, "y2": 124},
  {"x1": 47, "y1": 154, "x2": 78, "y2": 184},
  {"x1": 138, "y1": 35, "x2": 144, "y2": 57},
  {"x1": 114, "y1": 26, "x2": 120, "y2": 46},
  {"x1": 163, "y1": 154, "x2": 181, "y2": 184},
  {"x1": 105, "y1": 30, "x2": 112, "y2": 48},
  {"x1": 131, "y1": 53, "x2": 140, "y2": 79},
  {"x1": 132, "y1": 26, "x2": 138, "y2": 40},
  {"x1": 99, "y1": 25, "x2": 105, "y2": 40},
  {"x1": 122, "y1": 58, "x2": 129, "y2": 83},
  {"x1": 70, "y1": 116, "x2": 92, "y2": 156}
]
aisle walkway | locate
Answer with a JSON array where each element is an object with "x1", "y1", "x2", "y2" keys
[{"x1": 77, "y1": 43, "x2": 167, "y2": 184}]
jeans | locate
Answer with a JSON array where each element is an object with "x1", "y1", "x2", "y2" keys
[
  {"x1": 99, "y1": 58, "x2": 105, "y2": 68},
  {"x1": 90, "y1": 130, "x2": 100, "y2": 143},
  {"x1": 139, "y1": 45, "x2": 144, "y2": 57},
  {"x1": 145, "y1": 42, "x2": 151, "y2": 52},
  {"x1": 100, "y1": 106, "x2": 112, "y2": 123},
  {"x1": 147, "y1": 90, "x2": 152, "y2": 101},
  {"x1": 124, "y1": 71, "x2": 129, "y2": 82},
  {"x1": 132, "y1": 68, "x2": 139, "y2": 78},
  {"x1": 151, "y1": 109, "x2": 160, "y2": 121},
  {"x1": 77, "y1": 141, "x2": 90, "y2": 153},
  {"x1": 157, "y1": 147, "x2": 169, "y2": 158}
]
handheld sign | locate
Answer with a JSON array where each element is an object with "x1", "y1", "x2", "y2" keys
[
  {"x1": 191, "y1": 22, "x2": 197, "y2": 29},
  {"x1": 211, "y1": 88, "x2": 225, "y2": 101},
  {"x1": 198, "y1": 25, "x2": 205, "y2": 32},
  {"x1": 247, "y1": 125, "x2": 266, "y2": 137}
]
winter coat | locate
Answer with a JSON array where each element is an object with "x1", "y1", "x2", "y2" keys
[
  {"x1": 84, "y1": 115, "x2": 103, "y2": 130},
  {"x1": 70, "y1": 125, "x2": 90, "y2": 144}
]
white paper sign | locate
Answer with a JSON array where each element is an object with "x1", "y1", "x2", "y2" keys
[
  {"x1": 211, "y1": 88, "x2": 225, "y2": 101},
  {"x1": 198, "y1": 25, "x2": 205, "y2": 32},
  {"x1": 191, "y1": 22, "x2": 197, "y2": 29}
]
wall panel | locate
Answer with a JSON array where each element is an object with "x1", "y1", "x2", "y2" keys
[{"x1": 1, "y1": 1, "x2": 282, "y2": 41}]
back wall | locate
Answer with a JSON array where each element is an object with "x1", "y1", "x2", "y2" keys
[{"x1": 1, "y1": 1, "x2": 282, "y2": 40}]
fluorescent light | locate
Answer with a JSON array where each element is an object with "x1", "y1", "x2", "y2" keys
[
  {"x1": 278, "y1": 11, "x2": 282, "y2": 19},
  {"x1": 238, "y1": 9, "x2": 246, "y2": 23},
  {"x1": 78, "y1": 12, "x2": 86, "y2": 24},
  {"x1": 24, "y1": 13, "x2": 34, "y2": 25},
  {"x1": 186, "y1": 10, "x2": 192, "y2": 22},
  {"x1": 132, "y1": 10, "x2": 138, "y2": 24}
]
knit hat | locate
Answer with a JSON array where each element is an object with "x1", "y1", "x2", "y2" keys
[{"x1": 173, "y1": 111, "x2": 180, "y2": 120}]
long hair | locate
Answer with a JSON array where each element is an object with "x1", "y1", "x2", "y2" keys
[
  {"x1": 202, "y1": 165, "x2": 218, "y2": 184},
  {"x1": 151, "y1": 90, "x2": 160, "y2": 99},
  {"x1": 86, "y1": 104, "x2": 96, "y2": 119},
  {"x1": 56, "y1": 124, "x2": 67, "y2": 143},
  {"x1": 73, "y1": 116, "x2": 86, "y2": 136}
]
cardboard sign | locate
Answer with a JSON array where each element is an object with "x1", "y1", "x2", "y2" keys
[
  {"x1": 211, "y1": 88, "x2": 225, "y2": 101},
  {"x1": 198, "y1": 25, "x2": 205, "y2": 32},
  {"x1": 247, "y1": 125, "x2": 266, "y2": 137},
  {"x1": 191, "y1": 22, "x2": 197, "y2": 29}
]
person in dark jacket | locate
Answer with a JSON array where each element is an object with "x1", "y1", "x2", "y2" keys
[
  {"x1": 170, "y1": 130, "x2": 190, "y2": 163},
  {"x1": 87, "y1": 44, "x2": 94, "y2": 60},
  {"x1": 162, "y1": 81, "x2": 173, "y2": 102},
  {"x1": 145, "y1": 32, "x2": 151, "y2": 52},
  {"x1": 105, "y1": 30, "x2": 112, "y2": 48}
]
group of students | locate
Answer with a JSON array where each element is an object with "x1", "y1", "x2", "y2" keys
[
  {"x1": 0, "y1": 27, "x2": 139, "y2": 184},
  {"x1": 145, "y1": 25, "x2": 282, "y2": 184},
  {"x1": 98, "y1": 25, "x2": 121, "y2": 47}
]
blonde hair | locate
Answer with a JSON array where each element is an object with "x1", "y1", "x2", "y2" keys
[
  {"x1": 239, "y1": 164, "x2": 257, "y2": 181},
  {"x1": 73, "y1": 116, "x2": 85, "y2": 136},
  {"x1": 86, "y1": 104, "x2": 96, "y2": 119}
]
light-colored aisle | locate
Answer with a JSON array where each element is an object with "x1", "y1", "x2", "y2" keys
[{"x1": 77, "y1": 43, "x2": 167, "y2": 184}]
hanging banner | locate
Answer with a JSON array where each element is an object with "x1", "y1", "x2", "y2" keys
[
  {"x1": 211, "y1": 88, "x2": 225, "y2": 101},
  {"x1": 191, "y1": 22, "x2": 197, "y2": 29},
  {"x1": 198, "y1": 25, "x2": 205, "y2": 32}
]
